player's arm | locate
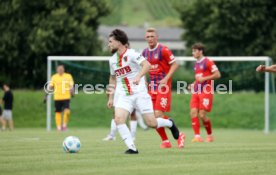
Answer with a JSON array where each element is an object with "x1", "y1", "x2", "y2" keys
[
  {"x1": 159, "y1": 47, "x2": 179, "y2": 85},
  {"x1": 69, "y1": 74, "x2": 75, "y2": 97},
  {"x1": 43, "y1": 76, "x2": 55, "y2": 103},
  {"x1": 107, "y1": 75, "x2": 116, "y2": 108},
  {"x1": 133, "y1": 60, "x2": 151, "y2": 85},
  {"x1": 197, "y1": 61, "x2": 221, "y2": 83},
  {"x1": 256, "y1": 64, "x2": 276, "y2": 73},
  {"x1": 197, "y1": 70, "x2": 221, "y2": 83},
  {"x1": 161, "y1": 61, "x2": 179, "y2": 85}
]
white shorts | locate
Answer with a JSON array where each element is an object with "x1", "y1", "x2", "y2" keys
[
  {"x1": 3, "y1": 110, "x2": 13, "y2": 121},
  {"x1": 113, "y1": 93, "x2": 119, "y2": 107},
  {"x1": 115, "y1": 92, "x2": 154, "y2": 114}
]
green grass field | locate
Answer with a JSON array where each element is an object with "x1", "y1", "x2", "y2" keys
[
  {"x1": 0, "y1": 128, "x2": 276, "y2": 175},
  {"x1": 2, "y1": 90, "x2": 276, "y2": 130}
]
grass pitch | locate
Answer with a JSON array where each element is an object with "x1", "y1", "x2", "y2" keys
[{"x1": 0, "y1": 128, "x2": 276, "y2": 175}]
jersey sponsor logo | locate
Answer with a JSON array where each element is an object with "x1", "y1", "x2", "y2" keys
[
  {"x1": 203, "y1": 98, "x2": 209, "y2": 107},
  {"x1": 115, "y1": 66, "x2": 132, "y2": 76},
  {"x1": 160, "y1": 97, "x2": 168, "y2": 108},
  {"x1": 154, "y1": 53, "x2": 158, "y2": 58},
  {"x1": 150, "y1": 64, "x2": 159, "y2": 70}
]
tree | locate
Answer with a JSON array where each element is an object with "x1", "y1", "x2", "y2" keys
[
  {"x1": 0, "y1": 0, "x2": 110, "y2": 88},
  {"x1": 176, "y1": 0, "x2": 276, "y2": 59},
  {"x1": 175, "y1": 0, "x2": 276, "y2": 91}
]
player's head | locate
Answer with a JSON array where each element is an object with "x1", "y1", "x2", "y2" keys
[
  {"x1": 56, "y1": 65, "x2": 65, "y2": 75},
  {"x1": 125, "y1": 42, "x2": 130, "y2": 49},
  {"x1": 3, "y1": 84, "x2": 10, "y2": 91},
  {"x1": 108, "y1": 29, "x2": 129, "y2": 54},
  {"x1": 192, "y1": 43, "x2": 205, "y2": 59},
  {"x1": 145, "y1": 28, "x2": 158, "y2": 49}
]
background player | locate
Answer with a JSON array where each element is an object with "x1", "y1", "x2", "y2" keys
[
  {"x1": 107, "y1": 29, "x2": 185, "y2": 154},
  {"x1": 49, "y1": 65, "x2": 74, "y2": 131},
  {"x1": 189, "y1": 43, "x2": 221, "y2": 142},
  {"x1": 256, "y1": 64, "x2": 276, "y2": 73},
  {"x1": 1, "y1": 84, "x2": 14, "y2": 131},
  {"x1": 142, "y1": 28, "x2": 182, "y2": 148}
]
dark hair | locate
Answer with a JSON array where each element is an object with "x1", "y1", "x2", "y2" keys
[
  {"x1": 192, "y1": 43, "x2": 205, "y2": 53},
  {"x1": 109, "y1": 29, "x2": 129, "y2": 45}
]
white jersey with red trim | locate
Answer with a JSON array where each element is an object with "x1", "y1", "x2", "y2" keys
[{"x1": 109, "y1": 49, "x2": 147, "y2": 96}]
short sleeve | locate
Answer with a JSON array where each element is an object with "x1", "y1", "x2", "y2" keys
[
  {"x1": 162, "y1": 47, "x2": 175, "y2": 64},
  {"x1": 68, "y1": 74, "x2": 74, "y2": 86},
  {"x1": 109, "y1": 60, "x2": 115, "y2": 75},
  {"x1": 131, "y1": 50, "x2": 146, "y2": 65},
  {"x1": 49, "y1": 75, "x2": 55, "y2": 87},
  {"x1": 207, "y1": 59, "x2": 218, "y2": 72}
]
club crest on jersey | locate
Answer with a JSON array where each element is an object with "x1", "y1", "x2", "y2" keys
[
  {"x1": 115, "y1": 66, "x2": 132, "y2": 76},
  {"x1": 154, "y1": 53, "x2": 158, "y2": 59},
  {"x1": 123, "y1": 56, "x2": 128, "y2": 62},
  {"x1": 200, "y1": 65, "x2": 204, "y2": 69}
]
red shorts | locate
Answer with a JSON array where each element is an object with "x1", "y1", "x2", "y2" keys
[
  {"x1": 190, "y1": 93, "x2": 213, "y2": 112},
  {"x1": 149, "y1": 89, "x2": 171, "y2": 112}
]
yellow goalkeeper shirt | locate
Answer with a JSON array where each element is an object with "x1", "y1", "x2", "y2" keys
[{"x1": 50, "y1": 73, "x2": 74, "y2": 100}]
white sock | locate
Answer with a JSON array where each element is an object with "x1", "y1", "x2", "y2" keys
[
  {"x1": 135, "y1": 110, "x2": 148, "y2": 130},
  {"x1": 156, "y1": 118, "x2": 173, "y2": 128},
  {"x1": 117, "y1": 124, "x2": 137, "y2": 151},
  {"x1": 130, "y1": 120, "x2": 137, "y2": 139},
  {"x1": 109, "y1": 119, "x2": 117, "y2": 137}
]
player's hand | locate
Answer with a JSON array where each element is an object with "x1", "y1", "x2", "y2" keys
[
  {"x1": 133, "y1": 76, "x2": 141, "y2": 85},
  {"x1": 256, "y1": 65, "x2": 266, "y2": 72},
  {"x1": 43, "y1": 94, "x2": 48, "y2": 104},
  {"x1": 187, "y1": 83, "x2": 193, "y2": 91},
  {"x1": 107, "y1": 99, "x2": 113, "y2": 109},
  {"x1": 196, "y1": 77, "x2": 206, "y2": 83},
  {"x1": 159, "y1": 77, "x2": 168, "y2": 88}
]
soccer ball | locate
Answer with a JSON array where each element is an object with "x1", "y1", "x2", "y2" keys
[{"x1": 63, "y1": 136, "x2": 81, "y2": 153}]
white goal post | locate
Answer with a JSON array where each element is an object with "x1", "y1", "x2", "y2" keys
[{"x1": 47, "y1": 56, "x2": 272, "y2": 133}]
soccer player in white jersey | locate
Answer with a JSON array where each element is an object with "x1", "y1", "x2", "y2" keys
[
  {"x1": 103, "y1": 43, "x2": 148, "y2": 141},
  {"x1": 107, "y1": 29, "x2": 185, "y2": 154}
]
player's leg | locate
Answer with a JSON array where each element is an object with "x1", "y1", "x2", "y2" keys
[
  {"x1": 7, "y1": 110, "x2": 13, "y2": 131},
  {"x1": 129, "y1": 110, "x2": 137, "y2": 140},
  {"x1": 198, "y1": 110, "x2": 213, "y2": 142},
  {"x1": 137, "y1": 93, "x2": 185, "y2": 148},
  {"x1": 54, "y1": 101, "x2": 62, "y2": 131},
  {"x1": 154, "y1": 110, "x2": 171, "y2": 148},
  {"x1": 153, "y1": 91, "x2": 171, "y2": 148},
  {"x1": 103, "y1": 110, "x2": 117, "y2": 141},
  {"x1": 115, "y1": 95, "x2": 138, "y2": 154},
  {"x1": 135, "y1": 110, "x2": 148, "y2": 130},
  {"x1": 62, "y1": 100, "x2": 71, "y2": 131},
  {"x1": 190, "y1": 94, "x2": 203, "y2": 142},
  {"x1": 1, "y1": 113, "x2": 6, "y2": 131},
  {"x1": 115, "y1": 107, "x2": 138, "y2": 154},
  {"x1": 199, "y1": 94, "x2": 214, "y2": 142}
]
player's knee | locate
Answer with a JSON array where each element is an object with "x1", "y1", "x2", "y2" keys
[
  {"x1": 145, "y1": 119, "x2": 157, "y2": 128},
  {"x1": 114, "y1": 116, "x2": 124, "y2": 125},
  {"x1": 190, "y1": 110, "x2": 198, "y2": 118},
  {"x1": 154, "y1": 111, "x2": 164, "y2": 118},
  {"x1": 198, "y1": 112, "x2": 207, "y2": 120},
  {"x1": 143, "y1": 114, "x2": 157, "y2": 128}
]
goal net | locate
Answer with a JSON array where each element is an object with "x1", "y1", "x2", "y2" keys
[{"x1": 46, "y1": 56, "x2": 276, "y2": 133}]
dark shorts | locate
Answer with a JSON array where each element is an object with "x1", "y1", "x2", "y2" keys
[
  {"x1": 55, "y1": 100, "x2": 70, "y2": 112},
  {"x1": 0, "y1": 106, "x2": 2, "y2": 116}
]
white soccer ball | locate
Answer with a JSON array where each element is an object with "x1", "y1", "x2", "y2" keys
[{"x1": 63, "y1": 136, "x2": 81, "y2": 153}]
